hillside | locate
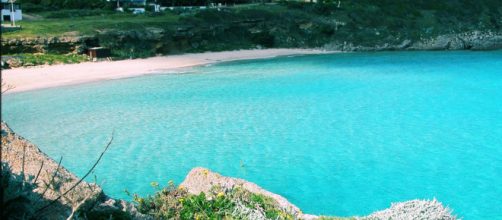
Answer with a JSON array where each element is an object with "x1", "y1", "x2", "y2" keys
[{"x1": 1, "y1": 0, "x2": 502, "y2": 67}]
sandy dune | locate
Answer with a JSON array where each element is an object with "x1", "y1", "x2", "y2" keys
[{"x1": 2, "y1": 49, "x2": 334, "y2": 93}]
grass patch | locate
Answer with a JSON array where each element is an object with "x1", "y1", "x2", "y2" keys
[
  {"x1": 1, "y1": 12, "x2": 180, "y2": 38},
  {"x1": 130, "y1": 181, "x2": 298, "y2": 219}
]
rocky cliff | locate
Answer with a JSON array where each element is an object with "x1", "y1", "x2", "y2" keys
[{"x1": 2, "y1": 29, "x2": 501, "y2": 59}]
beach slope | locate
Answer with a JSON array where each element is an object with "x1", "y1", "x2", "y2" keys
[{"x1": 2, "y1": 49, "x2": 332, "y2": 93}]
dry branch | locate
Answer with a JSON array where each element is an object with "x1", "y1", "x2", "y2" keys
[
  {"x1": 1, "y1": 79, "x2": 15, "y2": 94},
  {"x1": 33, "y1": 161, "x2": 45, "y2": 184},
  {"x1": 35, "y1": 131, "x2": 114, "y2": 214}
]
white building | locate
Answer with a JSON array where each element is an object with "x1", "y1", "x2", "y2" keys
[{"x1": 1, "y1": 0, "x2": 22, "y2": 22}]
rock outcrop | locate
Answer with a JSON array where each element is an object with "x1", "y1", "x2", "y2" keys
[
  {"x1": 180, "y1": 167, "x2": 316, "y2": 219},
  {"x1": 180, "y1": 167, "x2": 457, "y2": 220},
  {"x1": 1, "y1": 122, "x2": 150, "y2": 220},
  {"x1": 1, "y1": 122, "x2": 102, "y2": 219},
  {"x1": 407, "y1": 31, "x2": 502, "y2": 51},
  {"x1": 322, "y1": 31, "x2": 502, "y2": 52},
  {"x1": 1, "y1": 36, "x2": 93, "y2": 54},
  {"x1": 364, "y1": 199, "x2": 456, "y2": 220}
]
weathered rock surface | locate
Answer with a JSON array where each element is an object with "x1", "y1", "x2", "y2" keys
[
  {"x1": 1, "y1": 36, "x2": 93, "y2": 54},
  {"x1": 363, "y1": 199, "x2": 456, "y2": 220},
  {"x1": 1, "y1": 122, "x2": 103, "y2": 219},
  {"x1": 180, "y1": 167, "x2": 457, "y2": 220},
  {"x1": 407, "y1": 31, "x2": 502, "y2": 51},
  {"x1": 1, "y1": 122, "x2": 150, "y2": 219},
  {"x1": 180, "y1": 167, "x2": 308, "y2": 219},
  {"x1": 322, "y1": 31, "x2": 502, "y2": 52}
]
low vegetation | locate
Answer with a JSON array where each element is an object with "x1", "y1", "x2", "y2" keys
[{"x1": 129, "y1": 181, "x2": 299, "y2": 219}]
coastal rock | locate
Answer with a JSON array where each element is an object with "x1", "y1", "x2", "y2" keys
[
  {"x1": 363, "y1": 199, "x2": 456, "y2": 220},
  {"x1": 0, "y1": 36, "x2": 90, "y2": 54},
  {"x1": 396, "y1": 39, "x2": 413, "y2": 50},
  {"x1": 1, "y1": 122, "x2": 103, "y2": 219},
  {"x1": 1, "y1": 122, "x2": 149, "y2": 220},
  {"x1": 462, "y1": 31, "x2": 502, "y2": 50},
  {"x1": 179, "y1": 168, "x2": 457, "y2": 220},
  {"x1": 180, "y1": 167, "x2": 306, "y2": 218},
  {"x1": 320, "y1": 31, "x2": 502, "y2": 52},
  {"x1": 408, "y1": 31, "x2": 502, "y2": 51},
  {"x1": 91, "y1": 197, "x2": 153, "y2": 220}
]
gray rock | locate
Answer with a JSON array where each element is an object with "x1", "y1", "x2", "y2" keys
[{"x1": 362, "y1": 199, "x2": 457, "y2": 220}]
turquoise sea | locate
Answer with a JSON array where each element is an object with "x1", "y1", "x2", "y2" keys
[{"x1": 2, "y1": 51, "x2": 502, "y2": 219}]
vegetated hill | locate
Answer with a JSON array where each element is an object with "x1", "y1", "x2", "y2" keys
[{"x1": 2, "y1": 1, "x2": 501, "y2": 65}]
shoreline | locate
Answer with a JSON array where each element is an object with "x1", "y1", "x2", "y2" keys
[{"x1": 2, "y1": 49, "x2": 336, "y2": 94}]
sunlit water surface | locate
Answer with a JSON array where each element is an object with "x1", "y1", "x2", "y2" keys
[{"x1": 3, "y1": 51, "x2": 502, "y2": 219}]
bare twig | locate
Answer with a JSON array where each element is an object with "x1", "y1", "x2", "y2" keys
[
  {"x1": 36, "y1": 131, "x2": 114, "y2": 214},
  {"x1": 21, "y1": 145, "x2": 26, "y2": 190},
  {"x1": 66, "y1": 191, "x2": 94, "y2": 220},
  {"x1": 1, "y1": 79, "x2": 15, "y2": 94},
  {"x1": 33, "y1": 161, "x2": 45, "y2": 184},
  {"x1": 37, "y1": 156, "x2": 62, "y2": 202}
]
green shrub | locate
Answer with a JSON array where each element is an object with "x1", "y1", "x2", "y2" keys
[
  {"x1": 180, "y1": 192, "x2": 234, "y2": 219},
  {"x1": 251, "y1": 31, "x2": 275, "y2": 48},
  {"x1": 131, "y1": 181, "x2": 296, "y2": 219},
  {"x1": 20, "y1": 3, "x2": 49, "y2": 12}
]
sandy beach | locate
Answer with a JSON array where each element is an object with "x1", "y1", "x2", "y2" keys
[{"x1": 2, "y1": 49, "x2": 333, "y2": 93}]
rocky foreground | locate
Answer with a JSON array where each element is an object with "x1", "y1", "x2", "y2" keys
[{"x1": 1, "y1": 122, "x2": 457, "y2": 219}]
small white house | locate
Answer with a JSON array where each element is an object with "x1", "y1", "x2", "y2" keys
[
  {"x1": 111, "y1": 0, "x2": 155, "y2": 14},
  {"x1": 1, "y1": 0, "x2": 22, "y2": 22}
]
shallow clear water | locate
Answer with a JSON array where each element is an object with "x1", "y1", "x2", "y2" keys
[{"x1": 3, "y1": 51, "x2": 502, "y2": 219}]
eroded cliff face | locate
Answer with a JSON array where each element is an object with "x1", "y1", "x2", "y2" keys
[
  {"x1": 1, "y1": 122, "x2": 457, "y2": 220},
  {"x1": 1, "y1": 36, "x2": 91, "y2": 54},
  {"x1": 2, "y1": 27, "x2": 501, "y2": 62},
  {"x1": 322, "y1": 30, "x2": 502, "y2": 51}
]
